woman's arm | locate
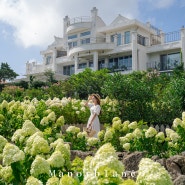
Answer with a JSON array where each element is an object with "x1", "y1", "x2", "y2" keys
[{"x1": 85, "y1": 95, "x2": 92, "y2": 107}]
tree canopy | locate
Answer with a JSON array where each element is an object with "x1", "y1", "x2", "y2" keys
[{"x1": 0, "y1": 62, "x2": 18, "y2": 83}]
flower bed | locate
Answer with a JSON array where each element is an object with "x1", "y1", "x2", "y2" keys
[{"x1": 0, "y1": 98, "x2": 185, "y2": 184}]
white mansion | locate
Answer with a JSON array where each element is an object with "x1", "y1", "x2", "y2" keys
[{"x1": 26, "y1": 7, "x2": 185, "y2": 80}]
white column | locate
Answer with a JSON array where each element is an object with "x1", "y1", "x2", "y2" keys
[
  {"x1": 93, "y1": 51, "x2": 98, "y2": 71},
  {"x1": 131, "y1": 31, "x2": 138, "y2": 71},
  {"x1": 181, "y1": 28, "x2": 185, "y2": 67},
  {"x1": 105, "y1": 58, "x2": 109, "y2": 68},
  {"x1": 74, "y1": 54, "x2": 78, "y2": 74},
  {"x1": 52, "y1": 49, "x2": 57, "y2": 72}
]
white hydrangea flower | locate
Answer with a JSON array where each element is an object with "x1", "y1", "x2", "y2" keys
[
  {"x1": 119, "y1": 136, "x2": 130, "y2": 145},
  {"x1": 76, "y1": 111, "x2": 80, "y2": 114},
  {"x1": 83, "y1": 143, "x2": 124, "y2": 185},
  {"x1": 47, "y1": 111, "x2": 56, "y2": 122},
  {"x1": 0, "y1": 166, "x2": 14, "y2": 182},
  {"x1": 30, "y1": 156, "x2": 50, "y2": 178},
  {"x1": 136, "y1": 158, "x2": 173, "y2": 185},
  {"x1": 122, "y1": 143, "x2": 131, "y2": 151},
  {"x1": 112, "y1": 119, "x2": 122, "y2": 130},
  {"x1": 145, "y1": 127, "x2": 157, "y2": 138},
  {"x1": 47, "y1": 151, "x2": 65, "y2": 168},
  {"x1": 133, "y1": 128, "x2": 143, "y2": 139},
  {"x1": 0, "y1": 135, "x2": 7, "y2": 152},
  {"x1": 128, "y1": 121, "x2": 138, "y2": 130},
  {"x1": 1, "y1": 100, "x2": 9, "y2": 110},
  {"x1": 40, "y1": 117, "x2": 49, "y2": 126},
  {"x1": 66, "y1": 126, "x2": 80, "y2": 135},
  {"x1": 155, "y1": 132, "x2": 165, "y2": 143},
  {"x1": 170, "y1": 133, "x2": 180, "y2": 143},
  {"x1": 46, "y1": 176, "x2": 60, "y2": 185},
  {"x1": 26, "y1": 176, "x2": 43, "y2": 185},
  {"x1": 87, "y1": 137, "x2": 99, "y2": 147},
  {"x1": 22, "y1": 120, "x2": 39, "y2": 135},
  {"x1": 50, "y1": 138, "x2": 64, "y2": 149},
  {"x1": 11, "y1": 129, "x2": 25, "y2": 143},
  {"x1": 55, "y1": 142, "x2": 71, "y2": 169},
  {"x1": 80, "y1": 106, "x2": 86, "y2": 112},
  {"x1": 104, "y1": 128, "x2": 115, "y2": 142},
  {"x1": 55, "y1": 116, "x2": 65, "y2": 127},
  {"x1": 24, "y1": 132, "x2": 50, "y2": 156},
  {"x1": 3, "y1": 143, "x2": 25, "y2": 166},
  {"x1": 77, "y1": 131, "x2": 88, "y2": 139},
  {"x1": 173, "y1": 118, "x2": 182, "y2": 129},
  {"x1": 182, "y1": 112, "x2": 185, "y2": 121}
]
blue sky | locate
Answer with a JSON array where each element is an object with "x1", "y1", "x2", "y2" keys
[{"x1": 0, "y1": 0, "x2": 185, "y2": 78}]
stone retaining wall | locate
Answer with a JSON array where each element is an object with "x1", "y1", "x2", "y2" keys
[{"x1": 70, "y1": 150, "x2": 185, "y2": 185}]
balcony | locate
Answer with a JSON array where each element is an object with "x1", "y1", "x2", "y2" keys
[
  {"x1": 67, "y1": 16, "x2": 92, "y2": 34},
  {"x1": 68, "y1": 36, "x2": 115, "y2": 56},
  {"x1": 147, "y1": 30, "x2": 181, "y2": 53}
]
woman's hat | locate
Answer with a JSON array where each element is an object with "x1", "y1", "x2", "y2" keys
[{"x1": 92, "y1": 93, "x2": 101, "y2": 102}]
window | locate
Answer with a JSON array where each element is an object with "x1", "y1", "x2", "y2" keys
[
  {"x1": 108, "y1": 55, "x2": 132, "y2": 71},
  {"x1": 124, "y1": 31, "x2": 130, "y2": 44},
  {"x1": 81, "y1": 38, "x2": 90, "y2": 45},
  {"x1": 137, "y1": 34, "x2": 145, "y2": 46},
  {"x1": 98, "y1": 60, "x2": 105, "y2": 70},
  {"x1": 89, "y1": 61, "x2": 94, "y2": 67},
  {"x1": 63, "y1": 65, "x2": 74, "y2": 76},
  {"x1": 80, "y1": 31, "x2": 91, "y2": 37},
  {"x1": 110, "y1": 35, "x2": 114, "y2": 43},
  {"x1": 117, "y1": 33, "x2": 122, "y2": 46},
  {"x1": 46, "y1": 56, "x2": 52, "y2": 65},
  {"x1": 68, "y1": 41, "x2": 77, "y2": 49},
  {"x1": 68, "y1": 34, "x2": 77, "y2": 40},
  {"x1": 78, "y1": 63, "x2": 87, "y2": 69},
  {"x1": 160, "y1": 53, "x2": 180, "y2": 71}
]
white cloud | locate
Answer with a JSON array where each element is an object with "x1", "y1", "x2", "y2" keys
[
  {"x1": 147, "y1": 0, "x2": 175, "y2": 9},
  {"x1": 0, "y1": 0, "x2": 140, "y2": 48}
]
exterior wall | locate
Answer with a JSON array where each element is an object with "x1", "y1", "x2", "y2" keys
[{"x1": 25, "y1": 7, "x2": 185, "y2": 81}]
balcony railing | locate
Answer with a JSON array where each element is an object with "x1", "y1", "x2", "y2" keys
[
  {"x1": 164, "y1": 31, "x2": 181, "y2": 43},
  {"x1": 150, "y1": 30, "x2": 181, "y2": 45},
  {"x1": 68, "y1": 16, "x2": 91, "y2": 26},
  {"x1": 147, "y1": 60, "x2": 180, "y2": 72}
]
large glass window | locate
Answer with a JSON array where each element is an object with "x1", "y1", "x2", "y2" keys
[
  {"x1": 63, "y1": 65, "x2": 74, "y2": 76},
  {"x1": 68, "y1": 34, "x2": 77, "y2": 40},
  {"x1": 68, "y1": 41, "x2": 77, "y2": 49},
  {"x1": 46, "y1": 56, "x2": 52, "y2": 65},
  {"x1": 98, "y1": 60, "x2": 105, "y2": 70},
  {"x1": 160, "y1": 52, "x2": 180, "y2": 71},
  {"x1": 81, "y1": 38, "x2": 90, "y2": 45},
  {"x1": 108, "y1": 55, "x2": 132, "y2": 71},
  {"x1": 78, "y1": 63, "x2": 87, "y2": 69},
  {"x1": 80, "y1": 31, "x2": 91, "y2": 37},
  {"x1": 124, "y1": 31, "x2": 130, "y2": 44},
  {"x1": 89, "y1": 61, "x2": 94, "y2": 67},
  {"x1": 117, "y1": 33, "x2": 122, "y2": 46}
]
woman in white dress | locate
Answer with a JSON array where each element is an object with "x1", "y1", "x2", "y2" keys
[{"x1": 85, "y1": 94, "x2": 101, "y2": 137}]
